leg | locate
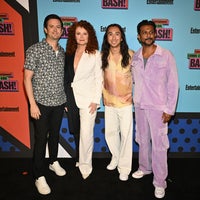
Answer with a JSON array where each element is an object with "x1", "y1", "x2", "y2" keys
[
  {"x1": 79, "y1": 107, "x2": 96, "y2": 178},
  {"x1": 135, "y1": 107, "x2": 152, "y2": 174},
  {"x1": 117, "y1": 105, "x2": 133, "y2": 175},
  {"x1": 33, "y1": 103, "x2": 51, "y2": 195},
  {"x1": 48, "y1": 104, "x2": 64, "y2": 163},
  {"x1": 66, "y1": 90, "x2": 80, "y2": 162},
  {"x1": 148, "y1": 110, "x2": 169, "y2": 189},
  {"x1": 105, "y1": 106, "x2": 120, "y2": 167},
  {"x1": 48, "y1": 104, "x2": 66, "y2": 176},
  {"x1": 73, "y1": 133, "x2": 80, "y2": 162},
  {"x1": 33, "y1": 103, "x2": 50, "y2": 179}
]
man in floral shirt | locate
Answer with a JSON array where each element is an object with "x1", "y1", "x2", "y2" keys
[{"x1": 24, "y1": 14, "x2": 66, "y2": 195}]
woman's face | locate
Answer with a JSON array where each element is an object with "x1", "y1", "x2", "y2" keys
[{"x1": 75, "y1": 26, "x2": 89, "y2": 46}]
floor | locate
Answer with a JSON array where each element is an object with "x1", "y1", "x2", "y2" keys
[{"x1": 0, "y1": 158, "x2": 199, "y2": 200}]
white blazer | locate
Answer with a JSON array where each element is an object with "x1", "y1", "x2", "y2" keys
[{"x1": 71, "y1": 50, "x2": 103, "y2": 109}]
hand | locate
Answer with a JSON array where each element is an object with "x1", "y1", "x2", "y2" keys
[
  {"x1": 162, "y1": 112, "x2": 172, "y2": 123},
  {"x1": 30, "y1": 104, "x2": 41, "y2": 120},
  {"x1": 89, "y1": 103, "x2": 97, "y2": 114}
]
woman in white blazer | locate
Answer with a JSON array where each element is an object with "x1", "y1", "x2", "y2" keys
[{"x1": 65, "y1": 20, "x2": 103, "y2": 179}]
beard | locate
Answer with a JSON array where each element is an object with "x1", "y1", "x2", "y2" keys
[{"x1": 141, "y1": 38, "x2": 155, "y2": 46}]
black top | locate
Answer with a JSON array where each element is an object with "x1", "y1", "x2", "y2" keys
[{"x1": 64, "y1": 54, "x2": 80, "y2": 135}]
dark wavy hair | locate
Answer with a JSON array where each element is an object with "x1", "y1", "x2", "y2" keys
[
  {"x1": 137, "y1": 20, "x2": 156, "y2": 34},
  {"x1": 66, "y1": 20, "x2": 99, "y2": 55},
  {"x1": 101, "y1": 24, "x2": 130, "y2": 71}
]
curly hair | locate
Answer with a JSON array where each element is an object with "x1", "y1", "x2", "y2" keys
[
  {"x1": 66, "y1": 20, "x2": 99, "y2": 55},
  {"x1": 101, "y1": 24, "x2": 131, "y2": 71}
]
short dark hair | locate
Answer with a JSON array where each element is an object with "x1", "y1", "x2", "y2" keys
[
  {"x1": 137, "y1": 20, "x2": 156, "y2": 34},
  {"x1": 43, "y1": 14, "x2": 63, "y2": 28}
]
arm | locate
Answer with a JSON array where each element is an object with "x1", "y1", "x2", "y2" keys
[
  {"x1": 92, "y1": 51, "x2": 103, "y2": 105},
  {"x1": 164, "y1": 51, "x2": 179, "y2": 116},
  {"x1": 162, "y1": 51, "x2": 179, "y2": 123},
  {"x1": 24, "y1": 69, "x2": 41, "y2": 119},
  {"x1": 64, "y1": 54, "x2": 75, "y2": 111},
  {"x1": 89, "y1": 51, "x2": 103, "y2": 114}
]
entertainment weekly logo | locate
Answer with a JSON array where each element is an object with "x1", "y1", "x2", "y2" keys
[
  {"x1": 0, "y1": 13, "x2": 14, "y2": 35},
  {"x1": 152, "y1": 19, "x2": 173, "y2": 41},
  {"x1": 187, "y1": 49, "x2": 200, "y2": 69}
]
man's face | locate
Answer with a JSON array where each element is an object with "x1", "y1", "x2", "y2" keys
[
  {"x1": 107, "y1": 26, "x2": 122, "y2": 48},
  {"x1": 44, "y1": 19, "x2": 63, "y2": 41},
  {"x1": 138, "y1": 25, "x2": 156, "y2": 46}
]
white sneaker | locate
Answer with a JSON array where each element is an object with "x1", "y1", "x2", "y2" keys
[
  {"x1": 132, "y1": 169, "x2": 150, "y2": 179},
  {"x1": 119, "y1": 173, "x2": 128, "y2": 181},
  {"x1": 132, "y1": 170, "x2": 145, "y2": 179},
  {"x1": 154, "y1": 187, "x2": 165, "y2": 198},
  {"x1": 49, "y1": 161, "x2": 66, "y2": 176},
  {"x1": 106, "y1": 161, "x2": 117, "y2": 170},
  {"x1": 35, "y1": 176, "x2": 51, "y2": 195}
]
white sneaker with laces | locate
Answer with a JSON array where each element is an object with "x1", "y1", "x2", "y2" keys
[
  {"x1": 132, "y1": 170, "x2": 145, "y2": 179},
  {"x1": 35, "y1": 176, "x2": 51, "y2": 195},
  {"x1": 49, "y1": 161, "x2": 66, "y2": 176},
  {"x1": 154, "y1": 187, "x2": 165, "y2": 198}
]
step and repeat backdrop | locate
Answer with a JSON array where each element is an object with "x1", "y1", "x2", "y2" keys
[{"x1": 0, "y1": 0, "x2": 200, "y2": 158}]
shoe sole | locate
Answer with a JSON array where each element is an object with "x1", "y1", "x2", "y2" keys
[
  {"x1": 155, "y1": 193, "x2": 165, "y2": 198},
  {"x1": 132, "y1": 174, "x2": 144, "y2": 179},
  {"x1": 155, "y1": 194, "x2": 165, "y2": 198},
  {"x1": 119, "y1": 177, "x2": 128, "y2": 181}
]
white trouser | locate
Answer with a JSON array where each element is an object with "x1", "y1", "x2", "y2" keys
[
  {"x1": 78, "y1": 107, "x2": 97, "y2": 175},
  {"x1": 105, "y1": 105, "x2": 133, "y2": 175}
]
